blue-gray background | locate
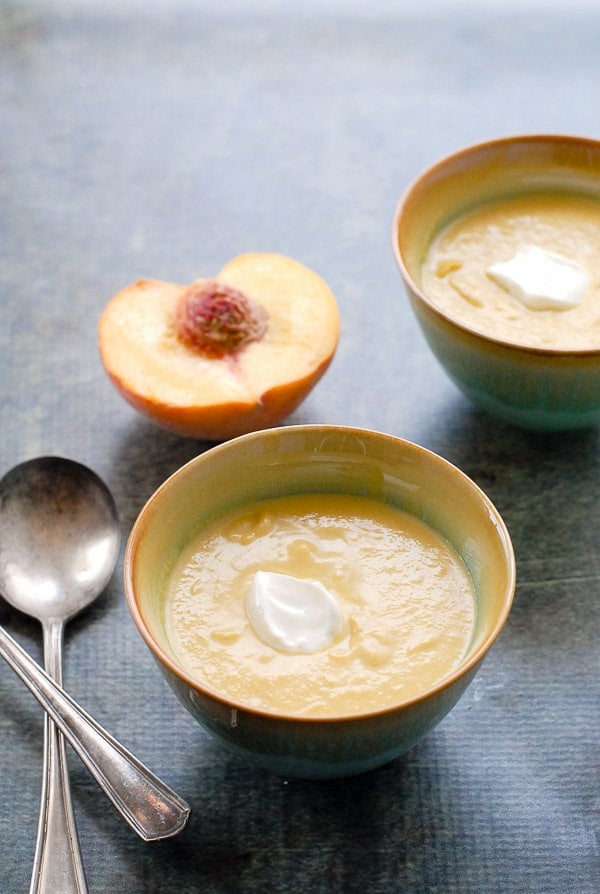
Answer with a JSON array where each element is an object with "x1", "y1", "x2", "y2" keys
[{"x1": 1, "y1": 2, "x2": 598, "y2": 891}]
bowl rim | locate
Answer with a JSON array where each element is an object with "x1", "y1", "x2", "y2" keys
[
  {"x1": 124, "y1": 424, "x2": 517, "y2": 725},
  {"x1": 391, "y1": 132, "x2": 600, "y2": 360}
]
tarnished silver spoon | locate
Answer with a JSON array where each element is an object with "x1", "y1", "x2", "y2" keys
[{"x1": 0, "y1": 457, "x2": 190, "y2": 893}]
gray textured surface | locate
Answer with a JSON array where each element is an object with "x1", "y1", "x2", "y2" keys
[{"x1": 1, "y1": 1, "x2": 599, "y2": 892}]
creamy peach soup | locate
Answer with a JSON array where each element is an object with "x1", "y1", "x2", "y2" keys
[
  {"x1": 420, "y1": 193, "x2": 600, "y2": 351},
  {"x1": 165, "y1": 493, "x2": 476, "y2": 718}
]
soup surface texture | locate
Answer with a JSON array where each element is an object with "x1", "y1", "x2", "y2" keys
[
  {"x1": 420, "y1": 193, "x2": 600, "y2": 350},
  {"x1": 165, "y1": 493, "x2": 476, "y2": 718}
]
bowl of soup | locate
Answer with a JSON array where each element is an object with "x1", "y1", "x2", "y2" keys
[
  {"x1": 392, "y1": 134, "x2": 600, "y2": 430},
  {"x1": 124, "y1": 424, "x2": 515, "y2": 778}
]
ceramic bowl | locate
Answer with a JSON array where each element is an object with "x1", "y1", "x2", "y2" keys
[
  {"x1": 124, "y1": 425, "x2": 515, "y2": 779},
  {"x1": 392, "y1": 134, "x2": 600, "y2": 430}
]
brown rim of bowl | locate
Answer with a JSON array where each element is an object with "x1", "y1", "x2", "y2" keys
[
  {"x1": 123, "y1": 425, "x2": 517, "y2": 725},
  {"x1": 392, "y1": 133, "x2": 600, "y2": 359}
]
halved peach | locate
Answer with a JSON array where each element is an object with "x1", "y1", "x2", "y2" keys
[{"x1": 98, "y1": 253, "x2": 339, "y2": 440}]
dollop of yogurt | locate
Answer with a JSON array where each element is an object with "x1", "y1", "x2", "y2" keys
[
  {"x1": 487, "y1": 245, "x2": 589, "y2": 310},
  {"x1": 246, "y1": 571, "x2": 344, "y2": 654}
]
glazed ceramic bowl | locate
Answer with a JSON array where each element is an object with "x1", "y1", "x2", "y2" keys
[
  {"x1": 392, "y1": 134, "x2": 600, "y2": 430},
  {"x1": 124, "y1": 425, "x2": 515, "y2": 779}
]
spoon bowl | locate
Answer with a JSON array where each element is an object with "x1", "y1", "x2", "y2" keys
[{"x1": 0, "y1": 456, "x2": 119, "y2": 624}]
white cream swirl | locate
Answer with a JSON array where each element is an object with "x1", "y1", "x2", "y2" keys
[
  {"x1": 487, "y1": 245, "x2": 589, "y2": 311},
  {"x1": 246, "y1": 571, "x2": 344, "y2": 654}
]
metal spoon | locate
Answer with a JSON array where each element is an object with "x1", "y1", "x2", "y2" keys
[{"x1": 0, "y1": 457, "x2": 190, "y2": 892}]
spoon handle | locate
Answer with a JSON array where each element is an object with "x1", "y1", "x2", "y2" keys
[
  {"x1": 0, "y1": 624, "x2": 190, "y2": 842},
  {"x1": 30, "y1": 621, "x2": 88, "y2": 893}
]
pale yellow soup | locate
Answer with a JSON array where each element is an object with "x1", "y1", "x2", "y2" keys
[
  {"x1": 165, "y1": 493, "x2": 477, "y2": 718},
  {"x1": 420, "y1": 193, "x2": 600, "y2": 350}
]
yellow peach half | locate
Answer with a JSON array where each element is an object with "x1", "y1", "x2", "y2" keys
[{"x1": 98, "y1": 253, "x2": 340, "y2": 440}]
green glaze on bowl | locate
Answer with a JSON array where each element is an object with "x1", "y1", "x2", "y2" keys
[
  {"x1": 125, "y1": 425, "x2": 515, "y2": 778},
  {"x1": 392, "y1": 134, "x2": 600, "y2": 431}
]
